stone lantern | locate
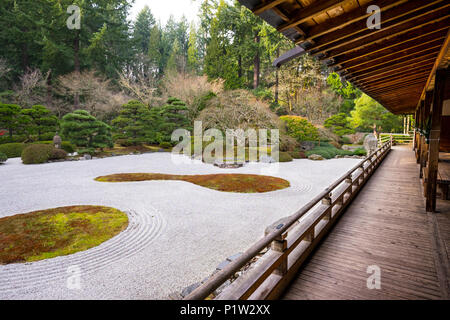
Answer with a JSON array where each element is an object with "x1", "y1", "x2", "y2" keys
[{"x1": 53, "y1": 133, "x2": 62, "y2": 149}]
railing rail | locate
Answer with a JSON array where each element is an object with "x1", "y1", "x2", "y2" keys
[
  {"x1": 379, "y1": 133, "x2": 413, "y2": 146},
  {"x1": 185, "y1": 141, "x2": 392, "y2": 300}
]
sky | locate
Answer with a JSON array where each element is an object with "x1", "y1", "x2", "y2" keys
[{"x1": 129, "y1": 0, "x2": 202, "y2": 25}]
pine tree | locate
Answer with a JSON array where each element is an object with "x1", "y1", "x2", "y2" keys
[
  {"x1": 61, "y1": 110, "x2": 112, "y2": 149},
  {"x1": 0, "y1": 103, "x2": 31, "y2": 138},
  {"x1": 133, "y1": 6, "x2": 156, "y2": 54},
  {"x1": 112, "y1": 100, "x2": 161, "y2": 145},
  {"x1": 187, "y1": 23, "x2": 200, "y2": 74},
  {"x1": 159, "y1": 97, "x2": 191, "y2": 142},
  {"x1": 21, "y1": 105, "x2": 59, "y2": 140}
]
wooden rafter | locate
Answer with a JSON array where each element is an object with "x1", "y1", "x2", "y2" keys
[
  {"x1": 324, "y1": 22, "x2": 449, "y2": 65},
  {"x1": 309, "y1": 4, "x2": 449, "y2": 56},
  {"x1": 303, "y1": 0, "x2": 408, "y2": 42},
  {"x1": 277, "y1": 0, "x2": 348, "y2": 32},
  {"x1": 253, "y1": 0, "x2": 288, "y2": 15}
]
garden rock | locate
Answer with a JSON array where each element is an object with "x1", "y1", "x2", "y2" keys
[
  {"x1": 260, "y1": 155, "x2": 275, "y2": 163},
  {"x1": 364, "y1": 134, "x2": 378, "y2": 154},
  {"x1": 300, "y1": 141, "x2": 315, "y2": 151},
  {"x1": 308, "y1": 154, "x2": 325, "y2": 161},
  {"x1": 84, "y1": 154, "x2": 92, "y2": 160}
]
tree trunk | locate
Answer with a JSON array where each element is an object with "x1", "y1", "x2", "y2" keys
[
  {"x1": 253, "y1": 35, "x2": 260, "y2": 90},
  {"x1": 274, "y1": 47, "x2": 280, "y2": 104},
  {"x1": 46, "y1": 70, "x2": 53, "y2": 110},
  {"x1": 74, "y1": 30, "x2": 80, "y2": 109}
]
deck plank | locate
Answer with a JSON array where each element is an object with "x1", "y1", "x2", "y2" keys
[{"x1": 282, "y1": 146, "x2": 449, "y2": 300}]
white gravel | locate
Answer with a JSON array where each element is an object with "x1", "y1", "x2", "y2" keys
[{"x1": 0, "y1": 152, "x2": 360, "y2": 299}]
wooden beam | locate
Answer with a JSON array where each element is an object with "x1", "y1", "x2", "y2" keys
[
  {"x1": 278, "y1": 0, "x2": 348, "y2": 32},
  {"x1": 303, "y1": 0, "x2": 408, "y2": 41},
  {"x1": 253, "y1": 0, "x2": 288, "y2": 15},
  {"x1": 418, "y1": 29, "x2": 450, "y2": 107},
  {"x1": 349, "y1": 61, "x2": 435, "y2": 83},
  {"x1": 325, "y1": 23, "x2": 449, "y2": 66},
  {"x1": 272, "y1": 46, "x2": 306, "y2": 67},
  {"x1": 336, "y1": 46, "x2": 441, "y2": 74},
  {"x1": 342, "y1": 52, "x2": 440, "y2": 79},
  {"x1": 308, "y1": 5, "x2": 449, "y2": 56},
  {"x1": 426, "y1": 68, "x2": 448, "y2": 212},
  {"x1": 355, "y1": 67, "x2": 433, "y2": 86}
]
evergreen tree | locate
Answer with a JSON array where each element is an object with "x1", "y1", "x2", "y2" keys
[
  {"x1": 159, "y1": 97, "x2": 191, "y2": 142},
  {"x1": 112, "y1": 100, "x2": 160, "y2": 145},
  {"x1": 0, "y1": 103, "x2": 30, "y2": 138},
  {"x1": 21, "y1": 105, "x2": 59, "y2": 140},
  {"x1": 187, "y1": 23, "x2": 200, "y2": 74},
  {"x1": 133, "y1": 6, "x2": 156, "y2": 54},
  {"x1": 148, "y1": 25, "x2": 163, "y2": 76},
  {"x1": 61, "y1": 110, "x2": 112, "y2": 149}
]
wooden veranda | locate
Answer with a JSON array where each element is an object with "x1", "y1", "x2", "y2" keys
[{"x1": 183, "y1": 1, "x2": 450, "y2": 300}]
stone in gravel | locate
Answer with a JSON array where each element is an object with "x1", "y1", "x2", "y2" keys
[
  {"x1": 84, "y1": 154, "x2": 92, "y2": 160},
  {"x1": 260, "y1": 155, "x2": 275, "y2": 163},
  {"x1": 308, "y1": 154, "x2": 325, "y2": 161},
  {"x1": 168, "y1": 292, "x2": 183, "y2": 300}
]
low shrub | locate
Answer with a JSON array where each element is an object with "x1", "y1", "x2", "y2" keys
[
  {"x1": 289, "y1": 150, "x2": 306, "y2": 159},
  {"x1": 340, "y1": 136, "x2": 353, "y2": 144},
  {"x1": 115, "y1": 138, "x2": 134, "y2": 147},
  {"x1": 21, "y1": 144, "x2": 53, "y2": 164},
  {"x1": 49, "y1": 148, "x2": 67, "y2": 160},
  {"x1": 78, "y1": 148, "x2": 96, "y2": 156},
  {"x1": 306, "y1": 143, "x2": 353, "y2": 159},
  {"x1": 0, "y1": 143, "x2": 26, "y2": 158},
  {"x1": 279, "y1": 152, "x2": 293, "y2": 162},
  {"x1": 280, "y1": 135, "x2": 299, "y2": 152},
  {"x1": 0, "y1": 135, "x2": 27, "y2": 144},
  {"x1": 0, "y1": 151, "x2": 7, "y2": 163},
  {"x1": 159, "y1": 142, "x2": 173, "y2": 149},
  {"x1": 353, "y1": 147, "x2": 367, "y2": 156},
  {"x1": 35, "y1": 141, "x2": 75, "y2": 153}
]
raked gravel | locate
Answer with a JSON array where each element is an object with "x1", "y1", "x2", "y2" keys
[{"x1": 0, "y1": 152, "x2": 360, "y2": 299}]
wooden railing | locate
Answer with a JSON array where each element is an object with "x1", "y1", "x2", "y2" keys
[
  {"x1": 184, "y1": 141, "x2": 392, "y2": 300},
  {"x1": 379, "y1": 133, "x2": 413, "y2": 146}
]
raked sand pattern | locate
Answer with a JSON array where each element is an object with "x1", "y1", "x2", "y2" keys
[{"x1": 0, "y1": 153, "x2": 359, "y2": 299}]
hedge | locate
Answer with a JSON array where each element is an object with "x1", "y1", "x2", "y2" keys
[
  {"x1": 0, "y1": 143, "x2": 27, "y2": 158},
  {"x1": 0, "y1": 152, "x2": 7, "y2": 163}
]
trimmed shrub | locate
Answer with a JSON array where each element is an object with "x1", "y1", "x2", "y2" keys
[
  {"x1": 0, "y1": 151, "x2": 7, "y2": 163},
  {"x1": 279, "y1": 152, "x2": 293, "y2": 162},
  {"x1": 115, "y1": 138, "x2": 134, "y2": 147},
  {"x1": 49, "y1": 148, "x2": 67, "y2": 160},
  {"x1": 280, "y1": 115, "x2": 319, "y2": 142},
  {"x1": 0, "y1": 143, "x2": 26, "y2": 158},
  {"x1": 35, "y1": 141, "x2": 75, "y2": 154},
  {"x1": 280, "y1": 135, "x2": 299, "y2": 152},
  {"x1": 21, "y1": 144, "x2": 53, "y2": 164}
]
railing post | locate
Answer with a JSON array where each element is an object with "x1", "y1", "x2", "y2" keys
[
  {"x1": 271, "y1": 234, "x2": 288, "y2": 276},
  {"x1": 322, "y1": 193, "x2": 333, "y2": 219}
]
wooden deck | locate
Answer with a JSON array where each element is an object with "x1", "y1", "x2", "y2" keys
[{"x1": 282, "y1": 146, "x2": 450, "y2": 300}]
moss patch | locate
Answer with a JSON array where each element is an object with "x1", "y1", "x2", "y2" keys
[
  {"x1": 95, "y1": 173, "x2": 290, "y2": 193},
  {"x1": 0, "y1": 206, "x2": 128, "y2": 265}
]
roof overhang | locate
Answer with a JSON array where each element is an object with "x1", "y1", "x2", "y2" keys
[{"x1": 240, "y1": 0, "x2": 450, "y2": 114}]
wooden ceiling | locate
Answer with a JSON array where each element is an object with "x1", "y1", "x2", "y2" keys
[{"x1": 239, "y1": 0, "x2": 450, "y2": 114}]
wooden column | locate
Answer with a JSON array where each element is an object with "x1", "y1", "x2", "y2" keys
[
  {"x1": 420, "y1": 92, "x2": 432, "y2": 177},
  {"x1": 426, "y1": 68, "x2": 447, "y2": 212}
]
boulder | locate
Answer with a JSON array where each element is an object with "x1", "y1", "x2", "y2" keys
[
  {"x1": 363, "y1": 134, "x2": 378, "y2": 155},
  {"x1": 299, "y1": 141, "x2": 315, "y2": 151},
  {"x1": 308, "y1": 154, "x2": 325, "y2": 161},
  {"x1": 84, "y1": 154, "x2": 92, "y2": 160}
]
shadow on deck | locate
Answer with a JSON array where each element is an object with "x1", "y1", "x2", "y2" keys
[{"x1": 282, "y1": 146, "x2": 450, "y2": 300}]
